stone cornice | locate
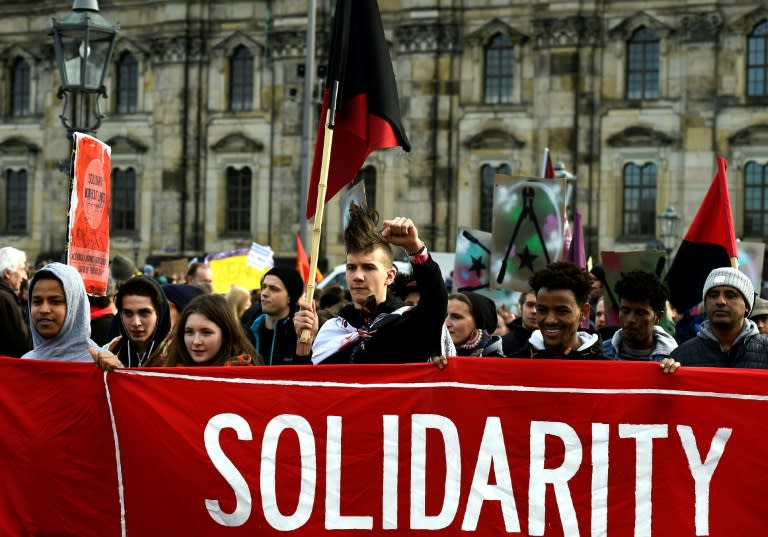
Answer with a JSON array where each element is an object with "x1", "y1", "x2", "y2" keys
[
  {"x1": 210, "y1": 31, "x2": 265, "y2": 59},
  {"x1": 729, "y1": 124, "x2": 768, "y2": 146},
  {"x1": 606, "y1": 126, "x2": 674, "y2": 147},
  {"x1": 465, "y1": 18, "x2": 528, "y2": 48},
  {"x1": 730, "y1": 6, "x2": 768, "y2": 34},
  {"x1": 464, "y1": 128, "x2": 525, "y2": 150},
  {"x1": 0, "y1": 136, "x2": 40, "y2": 155},
  {"x1": 211, "y1": 132, "x2": 264, "y2": 153},
  {"x1": 105, "y1": 135, "x2": 148, "y2": 154},
  {"x1": 608, "y1": 11, "x2": 673, "y2": 41}
]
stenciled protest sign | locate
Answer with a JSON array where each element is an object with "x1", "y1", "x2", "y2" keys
[
  {"x1": 67, "y1": 133, "x2": 111, "y2": 295},
  {"x1": 0, "y1": 357, "x2": 766, "y2": 536},
  {"x1": 492, "y1": 176, "x2": 565, "y2": 291}
]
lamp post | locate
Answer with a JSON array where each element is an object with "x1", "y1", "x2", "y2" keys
[
  {"x1": 657, "y1": 204, "x2": 681, "y2": 258},
  {"x1": 132, "y1": 234, "x2": 141, "y2": 267},
  {"x1": 50, "y1": 0, "x2": 118, "y2": 252}
]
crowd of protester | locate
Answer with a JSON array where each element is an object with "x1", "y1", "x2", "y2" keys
[{"x1": 2, "y1": 204, "x2": 767, "y2": 375}]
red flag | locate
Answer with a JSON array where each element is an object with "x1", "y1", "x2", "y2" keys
[
  {"x1": 306, "y1": 0, "x2": 411, "y2": 219},
  {"x1": 296, "y1": 234, "x2": 323, "y2": 284},
  {"x1": 665, "y1": 157, "x2": 737, "y2": 311}
]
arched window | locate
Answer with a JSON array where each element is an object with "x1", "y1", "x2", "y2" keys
[
  {"x1": 229, "y1": 46, "x2": 254, "y2": 112},
  {"x1": 352, "y1": 166, "x2": 377, "y2": 209},
  {"x1": 112, "y1": 168, "x2": 136, "y2": 232},
  {"x1": 116, "y1": 51, "x2": 138, "y2": 114},
  {"x1": 226, "y1": 166, "x2": 252, "y2": 233},
  {"x1": 744, "y1": 161, "x2": 768, "y2": 236},
  {"x1": 484, "y1": 34, "x2": 514, "y2": 104},
  {"x1": 747, "y1": 21, "x2": 768, "y2": 97},
  {"x1": 479, "y1": 163, "x2": 511, "y2": 232},
  {"x1": 626, "y1": 27, "x2": 659, "y2": 100},
  {"x1": 11, "y1": 57, "x2": 30, "y2": 117},
  {"x1": 622, "y1": 162, "x2": 657, "y2": 238},
  {"x1": 1, "y1": 169, "x2": 27, "y2": 233}
]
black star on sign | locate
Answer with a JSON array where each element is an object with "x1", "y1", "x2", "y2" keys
[
  {"x1": 469, "y1": 255, "x2": 486, "y2": 278},
  {"x1": 517, "y1": 245, "x2": 538, "y2": 271}
]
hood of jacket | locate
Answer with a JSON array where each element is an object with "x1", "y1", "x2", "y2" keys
[
  {"x1": 22, "y1": 263, "x2": 100, "y2": 362},
  {"x1": 609, "y1": 325, "x2": 678, "y2": 358}
]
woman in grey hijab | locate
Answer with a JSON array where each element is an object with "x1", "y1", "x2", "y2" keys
[{"x1": 22, "y1": 262, "x2": 101, "y2": 362}]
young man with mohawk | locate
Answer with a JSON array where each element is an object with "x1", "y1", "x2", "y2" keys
[{"x1": 294, "y1": 204, "x2": 448, "y2": 364}]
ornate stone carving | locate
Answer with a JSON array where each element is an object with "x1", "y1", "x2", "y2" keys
[
  {"x1": 679, "y1": 11, "x2": 724, "y2": 43},
  {"x1": 534, "y1": 15, "x2": 602, "y2": 49},
  {"x1": 396, "y1": 22, "x2": 460, "y2": 54},
  {"x1": 269, "y1": 29, "x2": 308, "y2": 59}
]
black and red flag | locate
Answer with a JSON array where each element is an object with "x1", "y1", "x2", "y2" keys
[
  {"x1": 306, "y1": 0, "x2": 411, "y2": 219},
  {"x1": 665, "y1": 156, "x2": 738, "y2": 312}
]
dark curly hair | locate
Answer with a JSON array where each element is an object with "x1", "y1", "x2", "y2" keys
[
  {"x1": 615, "y1": 270, "x2": 669, "y2": 312},
  {"x1": 344, "y1": 203, "x2": 393, "y2": 263},
  {"x1": 529, "y1": 261, "x2": 592, "y2": 305}
]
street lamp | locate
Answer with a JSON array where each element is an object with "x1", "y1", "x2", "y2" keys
[
  {"x1": 50, "y1": 0, "x2": 119, "y2": 135},
  {"x1": 657, "y1": 204, "x2": 681, "y2": 257},
  {"x1": 50, "y1": 0, "x2": 118, "y2": 255}
]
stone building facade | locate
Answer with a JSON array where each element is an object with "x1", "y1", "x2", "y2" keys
[{"x1": 1, "y1": 0, "x2": 768, "y2": 270}]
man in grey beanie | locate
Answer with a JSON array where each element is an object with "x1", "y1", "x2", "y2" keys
[{"x1": 669, "y1": 267, "x2": 768, "y2": 368}]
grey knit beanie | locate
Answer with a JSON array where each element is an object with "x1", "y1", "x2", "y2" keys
[{"x1": 702, "y1": 267, "x2": 755, "y2": 314}]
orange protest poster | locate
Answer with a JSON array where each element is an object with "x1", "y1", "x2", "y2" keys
[{"x1": 67, "y1": 133, "x2": 111, "y2": 296}]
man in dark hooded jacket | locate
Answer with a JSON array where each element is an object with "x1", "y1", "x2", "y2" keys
[
  {"x1": 250, "y1": 267, "x2": 308, "y2": 365},
  {"x1": 108, "y1": 276, "x2": 172, "y2": 367}
]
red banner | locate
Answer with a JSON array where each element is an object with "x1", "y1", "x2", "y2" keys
[{"x1": 1, "y1": 357, "x2": 766, "y2": 536}]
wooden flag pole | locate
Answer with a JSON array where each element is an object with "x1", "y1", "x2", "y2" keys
[{"x1": 297, "y1": 81, "x2": 340, "y2": 352}]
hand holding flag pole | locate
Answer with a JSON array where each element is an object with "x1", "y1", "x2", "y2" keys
[{"x1": 298, "y1": 81, "x2": 340, "y2": 352}]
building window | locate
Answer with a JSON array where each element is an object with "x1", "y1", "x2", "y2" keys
[
  {"x1": 622, "y1": 162, "x2": 657, "y2": 238},
  {"x1": 744, "y1": 161, "x2": 768, "y2": 236},
  {"x1": 229, "y1": 46, "x2": 254, "y2": 112},
  {"x1": 112, "y1": 168, "x2": 136, "y2": 232},
  {"x1": 11, "y1": 57, "x2": 30, "y2": 117},
  {"x1": 352, "y1": 166, "x2": 377, "y2": 208},
  {"x1": 116, "y1": 51, "x2": 138, "y2": 114},
  {"x1": 226, "y1": 166, "x2": 251, "y2": 233},
  {"x1": 626, "y1": 27, "x2": 659, "y2": 100},
  {"x1": 484, "y1": 34, "x2": 514, "y2": 104},
  {"x1": 747, "y1": 21, "x2": 768, "y2": 97},
  {"x1": 480, "y1": 163, "x2": 511, "y2": 232},
  {"x1": 1, "y1": 169, "x2": 27, "y2": 233}
]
